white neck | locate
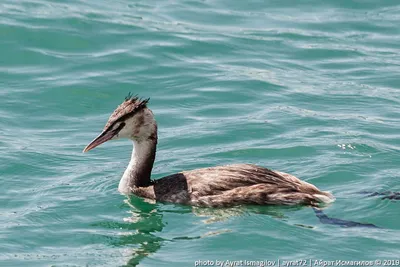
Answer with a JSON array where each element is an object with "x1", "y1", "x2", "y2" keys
[{"x1": 118, "y1": 139, "x2": 157, "y2": 194}]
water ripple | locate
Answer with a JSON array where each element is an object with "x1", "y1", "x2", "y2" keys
[{"x1": 1, "y1": 0, "x2": 400, "y2": 266}]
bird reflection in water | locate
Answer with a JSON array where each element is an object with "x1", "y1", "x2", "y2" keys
[
  {"x1": 119, "y1": 197, "x2": 166, "y2": 267},
  {"x1": 96, "y1": 196, "x2": 291, "y2": 266}
]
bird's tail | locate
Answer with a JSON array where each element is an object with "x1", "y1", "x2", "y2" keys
[{"x1": 313, "y1": 191, "x2": 335, "y2": 205}]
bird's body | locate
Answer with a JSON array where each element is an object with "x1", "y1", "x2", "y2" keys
[
  {"x1": 133, "y1": 164, "x2": 333, "y2": 207},
  {"x1": 84, "y1": 96, "x2": 334, "y2": 208}
]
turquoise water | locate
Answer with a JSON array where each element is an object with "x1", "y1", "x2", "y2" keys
[{"x1": 1, "y1": 0, "x2": 400, "y2": 266}]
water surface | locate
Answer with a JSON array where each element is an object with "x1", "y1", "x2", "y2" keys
[{"x1": 1, "y1": 0, "x2": 400, "y2": 266}]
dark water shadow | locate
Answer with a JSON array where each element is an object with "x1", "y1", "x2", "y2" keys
[
  {"x1": 189, "y1": 203, "x2": 383, "y2": 229},
  {"x1": 312, "y1": 208, "x2": 379, "y2": 228},
  {"x1": 358, "y1": 191, "x2": 400, "y2": 200}
]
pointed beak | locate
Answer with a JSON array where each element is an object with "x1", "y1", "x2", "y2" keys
[{"x1": 83, "y1": 130, "x2": 115, "y2": 152}]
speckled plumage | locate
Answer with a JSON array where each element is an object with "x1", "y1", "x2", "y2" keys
[{"x1": 84, "y1": 96, "x2": 335, "y2": 208}]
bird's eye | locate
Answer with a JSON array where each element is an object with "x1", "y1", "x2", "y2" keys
[
  {"x1": 111, "y1": 122, "x2": 125, "y2": 134},
  {"x1": 116, "y1": 122, "x2": 125, "y2": 132}
]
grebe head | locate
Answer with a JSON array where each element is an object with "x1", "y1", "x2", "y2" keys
[{"x1": 83, "y1": 95, "x2": 157, "y2": 152}]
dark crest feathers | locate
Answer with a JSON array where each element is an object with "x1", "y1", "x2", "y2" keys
[
  {"x1": 125, "y1": 92, "x2": 150, "y2": 107},
  {"x1": 103, "y1": 93, "x2": 150, "y2": 131}
]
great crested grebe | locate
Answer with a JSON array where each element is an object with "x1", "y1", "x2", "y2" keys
[{"x1": 83, "y1": 95, "x2": 335, "y2": 208}]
